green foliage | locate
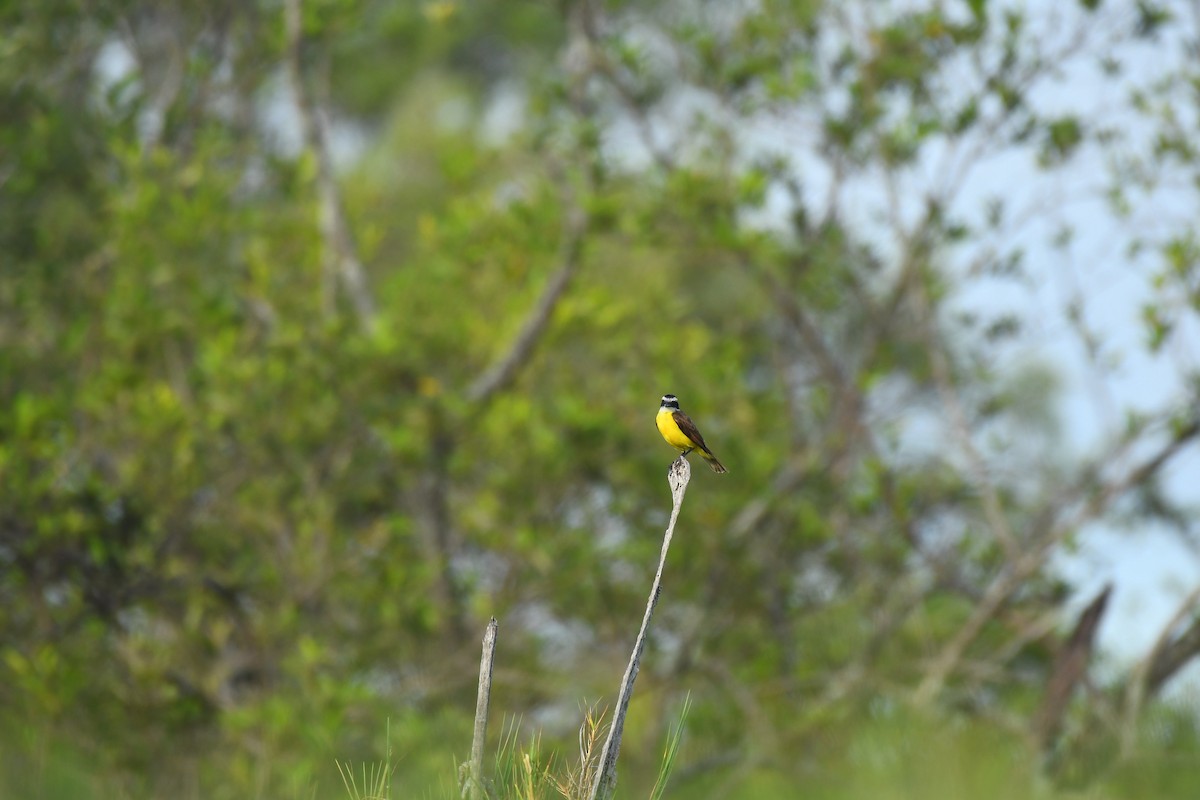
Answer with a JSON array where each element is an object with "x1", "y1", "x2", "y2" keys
[{"x1": 2, "y1": 1, "x2": 1200, "y2": 799}]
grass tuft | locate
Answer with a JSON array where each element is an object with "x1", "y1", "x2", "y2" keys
[
  {"x1": 492, "y1": 717, "x2": 554, "y2": 800},
  {"x1": 552, "y1": 703, "x2": 609, "y2": 800},
  {"x1": 336, "y1": 719, "x2": 396, "y2": 800}
]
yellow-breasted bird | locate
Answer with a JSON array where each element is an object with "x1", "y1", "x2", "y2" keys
[{"x1": 655, "y1": 394, "x2": 728, "y2": 473}]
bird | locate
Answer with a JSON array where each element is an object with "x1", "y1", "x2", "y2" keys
[{"x1": 655, "y1": 394, "x2": 728, "y2": 473}]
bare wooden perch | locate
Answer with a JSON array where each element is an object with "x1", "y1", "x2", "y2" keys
[
  {"x1": 588, "y1": 456, "x2": 691, "y2": 800},
  {"x1": 461, "y1": 617, "x2": 498, "y2": 800}
]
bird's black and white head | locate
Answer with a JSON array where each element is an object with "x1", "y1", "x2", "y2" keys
[{"x1": 660, "y1": 394, "x2": 680, "y2": 410}]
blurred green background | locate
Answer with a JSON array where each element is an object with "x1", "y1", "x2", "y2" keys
[{"x1": 4, "y1": 0, "x2": 1200, "y2": 798}]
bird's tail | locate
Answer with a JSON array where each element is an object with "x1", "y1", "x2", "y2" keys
[{"x1": 700, "y1": 448, "x2": 728, "y2": 474}]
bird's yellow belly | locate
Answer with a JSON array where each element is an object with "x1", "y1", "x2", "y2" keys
[{"x1": 656, "y1": 410, "x2": 695, "y2": 452}]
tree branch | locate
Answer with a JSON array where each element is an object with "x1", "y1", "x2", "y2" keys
[
  {"x1": 1121, "y1": 584, "x2": 1200, "y2": 758},
  {"x1": 416, "y1": 411, "x2": 467, "y2": 640},
  {"x1": 588, "y1": 456, "x2": 691, "y2": 800},
  {"x1": 1033, "y1": 584, "x2": 1112, "y2": 752},
  {"x1": 284, "y1": 0, "x2": 376, "y2": 326},
  {"x1": 916, "y1": 272, "x2": 1021, "y2": 561},
  {"x1": 466, "y1": 207, "x2": 587, "y2": 405},
  {"x1": 915, "y1": 418, "x2": 1200, "y2": 704},
  {"x1": 1146, "y1": 612, "x2": 1200, "y2": 697}
]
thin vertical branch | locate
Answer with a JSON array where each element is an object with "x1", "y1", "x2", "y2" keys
[
  {"x1": 284, "y1": 0, "x2": 376, "y2": 326},
  {"x1": 588, "y1": 457, "x2": 691, "y2": 800},
  {"x1": 419, "y1": 410, "x2": 467, "y2": 640},
  {"x1": 915, "y1": 281, "x2": 1020, "y2": 561},
  {"x1": 462, "y1": 617, "x2": 498, "y2": 800}
]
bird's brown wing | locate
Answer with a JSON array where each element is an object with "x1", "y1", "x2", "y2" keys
[{"x1": 672, "y1": 410, "x2": 710, "y2": 452}]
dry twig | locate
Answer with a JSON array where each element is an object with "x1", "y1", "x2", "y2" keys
[{"x1": 588, "y1": 457, "x2": 691, "y2": 800}]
